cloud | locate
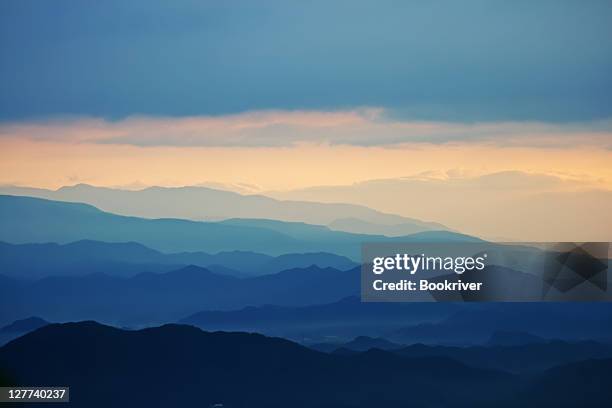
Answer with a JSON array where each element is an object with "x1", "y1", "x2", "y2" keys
[
  {"x1": 1, "y1": 1, "x2": 611, "y2": 121},
  {"x1": 0, "y1": 110, "x2": 611, "y2": 149}
]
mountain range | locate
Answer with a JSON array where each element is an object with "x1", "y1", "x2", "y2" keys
[
  {"x1": 311, "y1": 334, "x2": 612, "y2": 373},
  {"x1": 181, "y1": 296, "x2": 464, "y2": 342},
  {"x1": 182, "y1": 298, "x2": 612, "y2": 345},
  {"x1": 389, "y1": 340, "x2": 612, "y2": 373},
  {"x1": 0, "y1": 322, "x2": 513, "y2": 407},
  {"x1": 310, "y1": 335, "x2": 404, "y2": 353},
  {"x1": 2, "y1": 321, "x2": 610, "y2": 407},
  {"x1": 391, "y1": 302, "x2": 612, "y2": 345},
  {"x1": 0, "y1": 184, "x2": 447, "y2": 236},
  {"x1": 0, "y1": 264, "x2": 361, "y2": 327},
  {"x1": 0, "y1": 240, "x2": 357, "y2": 279},
  {"x1": 0, "y1": 194, "x2": 474, "y2": 258}
]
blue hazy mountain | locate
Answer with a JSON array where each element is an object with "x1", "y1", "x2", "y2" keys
[
  {"x1": 0, "y1": 240, "x2": 357, "y2": 279},
  {"x1": 182, "y1": 298, "x2": 612, "y2": 346},
  {"x1": 391, "y1": 303, "x2": 612, "y2": 345},
  {"x1": 0, "y1": 195, "x2": 474, "y2": 258},
  {"x1": 310, "y1": 336, "x2": 612, "y2": 374},
  {"x1": 253, "y1": 251, "x2": 356, "y2": 275},
  {"x1": 0, "y1": 321, "x2": 518, "y2": 408},
  {"x1": 391, "y1": 341, "x2": 612, "y2": 373},
  {"x1": 0, "y1": 317, "x2": 49, "y2": 334},
  {"x1": 328, "y1": 216, "x2": 451, "y2": 236},
  {"x1": 0, "y1": 265, "x2": 362, "y2": 327},
  {"x1": 181, "y1": 296, "x2": 464, "y2": 342},
  {"x1": 486, "y1": 331, "x2": 547, "y2": 347},
  {"x1": 310, "y1": 336, "x2": 404, "y2": 353},
  {"x1": 0, "y1": 184, "x2": 447, "y2": 235},
  {"x1": 0, "y1": 240, "x2": 178, "y2": 279},
  {"x1": 0, "y1": 316, "x2": 50, "y2": 347}
]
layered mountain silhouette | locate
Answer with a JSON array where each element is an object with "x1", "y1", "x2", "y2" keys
[
  {"x1": 181, "y1": 296, "x2": 464, "y2": 342},
  {"x1": 0, "y1": 184, "x2": 447, "y2": 235},
  {"x1": 486, "y1": 331, "x2": 547, "y2": 347},
  {"x1": 0, "y1": 321, "x2": 517, "y2": 408},
  {"x1": 180, "y1": 297, "x2": 612, "y2": 347},
  {"x1": 390, "y1": 340, "x2": 612, "y2": 373},
  {"x1": 0, "y1": 195, "x2": 475, "y2": 257},
  {"x1": 310, "y1": 336, "x2": 404, "y2": 353},
  {"x1": 0, "y1": 240, "x2": 357, "y2": 279},
  {"x1": 2, "y1": 321, "x2": 610, "y2": 407},
  {"x1": 1, "y1": 187, "x2": 610, "y2": 407},
  {"x1": 391, "y1": 302, "x2": 612, "y2": 345},
  {"x1": 0, "y1": 265, "x2": 362, "y2": 326}
]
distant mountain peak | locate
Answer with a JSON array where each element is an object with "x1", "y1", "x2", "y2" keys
[{"x1": 0, "y1": 317, "x2": 50, "y2": 333}]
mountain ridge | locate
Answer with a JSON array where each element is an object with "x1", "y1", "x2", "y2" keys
[
  {"x1": 0, "y1": 321, "x2": 516, "y2": 408},
  {"x1": 0, "y1": 183, "x2": 448, "y2": 235},
  {"x1": 0, "y1": 264, "x2": 362, "y2": 326},
  {"x1": 0, "y1": 240, "x2": 357, "y2": 279},
  {"x1": 0, "y1": 194, "x2": 475, "y2": 258}
]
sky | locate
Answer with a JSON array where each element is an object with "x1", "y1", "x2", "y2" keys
[
  {"x1": 0, "y1": 1, "x2": 611, "y2": 240},
  {"x1": 1, "y1": 0, "x2": 612, "y2": 121}
]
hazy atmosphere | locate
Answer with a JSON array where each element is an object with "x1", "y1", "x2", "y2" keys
[
  {"x1": 2, "y1": 1, "x2": 611, "y2": 241},
  {"x1": 1, "y1": 2, "x2": 612, "y2": 407}
]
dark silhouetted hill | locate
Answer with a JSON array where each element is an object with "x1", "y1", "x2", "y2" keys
[{"x1": 0, "y1": 321, "x2": 516, "y2": 408}]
